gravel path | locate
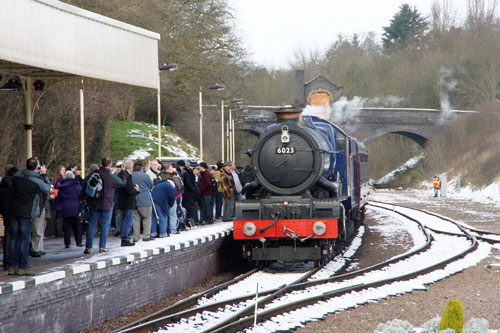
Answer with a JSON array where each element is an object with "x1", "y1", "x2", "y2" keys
[{"x1": 297, "y1": 190, "x2": 500, "y2": 333}]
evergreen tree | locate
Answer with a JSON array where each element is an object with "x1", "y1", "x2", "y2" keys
[{"x1": 382, "y1": 4, "x2": 429, "y2": 51}]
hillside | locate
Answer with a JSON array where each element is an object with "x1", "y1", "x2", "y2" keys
[
  {"x1": 370, "y1": 103, "x2": 500, "y2": 205},
  {"x1": 109, "y1": 120, "x2": 198, "y2": 162}
]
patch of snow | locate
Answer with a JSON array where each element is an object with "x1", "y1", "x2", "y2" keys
[
  {"x1": 377, "y1": 154, "x2": 425, "y2": 185},
  {"x1": 126, "y1": 148, "x2": 154, "y2": 160}
]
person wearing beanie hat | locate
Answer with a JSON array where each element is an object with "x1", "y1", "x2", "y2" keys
[
  {"x1": 56, "y1": 168, "x2": 83, "y2": 248},
  {"x1": 189, "y1": 159, "x2": 198, "y2": 168}
]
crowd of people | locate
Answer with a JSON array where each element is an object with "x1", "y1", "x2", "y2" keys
[{"x1": 0, "y1": 156, "x2": 251, "y2": 276}]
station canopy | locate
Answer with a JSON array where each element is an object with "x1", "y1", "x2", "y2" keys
[{"x1": 0, "y1": 0, "x2": 160, "y2": 90}]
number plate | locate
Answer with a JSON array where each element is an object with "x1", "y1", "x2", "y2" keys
[{"x1": 276, "y1": 147, "x2": 295, "y2": 154}]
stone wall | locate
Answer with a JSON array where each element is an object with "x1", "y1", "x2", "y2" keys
[{"x1": 0, "y1": 232, "x2": 240, "y2": 332}]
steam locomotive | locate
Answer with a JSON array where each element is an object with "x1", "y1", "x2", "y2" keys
[{"x1": 233, "y1": 107, "x2": 369, "y2": 266}]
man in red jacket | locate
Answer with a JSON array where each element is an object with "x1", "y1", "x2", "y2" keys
[{"x1": 199, "y1": 162, "x2": 213, "y2": 224}]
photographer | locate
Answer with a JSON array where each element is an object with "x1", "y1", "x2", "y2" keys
[{"x1": 31, "y1": 162, "x2": 51, "y2": 257}]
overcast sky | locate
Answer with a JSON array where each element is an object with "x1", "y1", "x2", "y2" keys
[{"x1": 228, "y1": 0, "x2": 469, "y2": 68}]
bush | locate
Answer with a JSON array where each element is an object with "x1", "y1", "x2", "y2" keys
[
  {"x1": 439, "y1": 299, "x2": 464, "y2": 333},
  {"x1": 373, "y1": 319, "x2": 413, "y2": 333},
  {"x1": 463, "y1": 318, "x2": 489, "y2": 333},
  {"x1": 421, "y1": 316, "x2": 441, "y2": 333}
]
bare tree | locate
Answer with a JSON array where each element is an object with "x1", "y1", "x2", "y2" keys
[
  {"x1": 431, "y1": 0, "x2": 459, "y2": 34},
  {"x1": 467, "y1": 0, "x2": 498, "y2": 32}
]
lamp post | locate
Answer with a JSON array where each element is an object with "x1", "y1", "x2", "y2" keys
[
  {"x1": 199, "y1": 84, "x2": 224, "y2": 160},
  {"x1": 232, "y1": 106, "x2": 248, "y2": 161},
  {"x1": 226, "y1": 121, "x2": 230, "y2": 162},
  {"x1": 221, "y1": 100, "x2": 224, "y2": 161},
  {"x1": 157, "y1": 63, "x2": 178, "y2": 159},
  {"x1": 228, "y1": 99, "x2": 243, "y2": 161}
]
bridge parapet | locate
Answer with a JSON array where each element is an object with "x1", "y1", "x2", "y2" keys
[
  {"x1": 236, "y1": 106, "x2": 281, "y2": 134},
  {"x1": 234, "y1": 106, "x2": 477, "y2": 146}
]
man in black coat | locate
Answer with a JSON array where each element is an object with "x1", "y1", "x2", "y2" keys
[
  {"x1": 116, "y1": 159, "x2": 139, "y2": 246},
  {"x1": 177, "y1": 159, "x2": 198, "y2": 224},
  {"x1": 0, "y1": 166, "x2": 19, "y2": 271},
  {"x1": 8, "y1": 158, "x2": 51, "y2": 276}
]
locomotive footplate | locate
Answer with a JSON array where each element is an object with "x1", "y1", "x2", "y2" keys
[{"x1": 251, "y1": 246, "x2": 321, "y2": 261}]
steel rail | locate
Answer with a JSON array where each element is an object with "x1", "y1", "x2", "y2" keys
[
  {"x1": 213, "y1": 203, "x2": 479, "y2": 332},
  {"x1": 370, "y1": 199, "x2": 500, "y2": 237},
  {"x1": 113, "y1": 268, "x2": 259, "y2": 333},
  {"x1": 201, "y1": 267, "x2": 320, "y2": 332},
  {"x1": 118, "y1": 203, "x2": 435, "y2": 333}
]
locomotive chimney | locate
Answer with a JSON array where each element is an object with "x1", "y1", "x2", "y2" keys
[{"x1": 274, "y1": 106, "x2": 302, "y2": 126}]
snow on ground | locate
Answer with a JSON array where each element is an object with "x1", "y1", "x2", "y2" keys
[
  {"x1": 310, "y1": 226, "x2": 365, "y2": 280},
  {"x1": 122, "y1": 122, "x2": 198, "y2": 162},
  {"x1": 160, "y1": 204, "x2": 493, "y2": 332},
  {"x1": 378, "y1": 169, "x2": 500, "y2": 208},
  {"x1": 377, "y1": 154, "x2": 425, "y2": 185},
  {"x1": 441, "y1": 178, "x2": 500, "y2": 205},
  {"x1": 70, "y1": 222, "x2": 232, "y2": 266},
  {"x1": 245, "y1": 206, "x2": 492, "y2": 333}
]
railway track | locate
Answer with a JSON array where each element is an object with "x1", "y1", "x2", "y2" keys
[{"x1": 115, "y1": 202, "x2": 500, "y2": 332}]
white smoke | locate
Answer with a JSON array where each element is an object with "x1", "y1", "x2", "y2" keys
[
  {"x1": 331, "y1": 96, "x2": 366, "y2": 123},
  {"x1": 302, "y1": 104, "x2": 331, "y2": 120},
  {"x1": 369, "y1": 95, "x2": 404, "y2": 107},
  {"x1": 302, "y1": 95, "x2": 405, "y2": 123},
  {"x1": 439, "y1": 67, "x2": 458, "y2": 123}
]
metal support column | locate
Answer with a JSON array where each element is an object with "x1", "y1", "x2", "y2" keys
[
  {"x1": 228, "y1": 108, "x2": 232, "y2": 161},
  {"x1": 157, "y1": 81, "x2": 162, "y2": 159},
  {"x1": 23, "y1": 77, "x2": 33, "y2": 159},
  {"x1": 199, "y1": 88, "x2": 203, "y2": 159},
  {"x1": 221, "y1": 100, "x2": 225, "y2": 162},
  {"x1": 232, "y1": 118, "x2": 235, "y2": 162},
  {"x1": 80, "y1": 87, "x2": 86, "y2": 178}
]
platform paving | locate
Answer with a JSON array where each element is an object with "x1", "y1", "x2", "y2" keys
[{"x1": 0, "y1": 220, "x2": 234, "y2": 293}]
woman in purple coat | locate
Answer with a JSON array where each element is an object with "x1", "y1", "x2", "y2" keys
[
  {"x1": 56, "y1": 171, "x2": 83, "y2": 248},
  {"x1": 52, "y1": 165, "x2": 66, "y2": 237}
]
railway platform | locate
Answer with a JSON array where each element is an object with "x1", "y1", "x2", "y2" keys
[{"x1": 0, "y1": 221, "x2": 238, "y2": 332}]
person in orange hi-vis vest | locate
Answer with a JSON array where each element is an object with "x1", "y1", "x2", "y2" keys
[{"x1": 433, "y1": 176, "x2": 441, "y2": 197}]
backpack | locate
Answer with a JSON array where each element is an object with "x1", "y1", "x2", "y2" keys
[
  {"x1": 85, "y1": 171, "x2": 103, "y2": 199},
  {"x1": 172, "y1": 174, "x2": 183, "y2": 196}
]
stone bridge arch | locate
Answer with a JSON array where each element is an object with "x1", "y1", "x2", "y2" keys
[
  {"x1": 357, "y1": 129, "x2": 430, "y2": 147},
  {"x1": 234, "y1": 70, "x2": 477, "y2": 147},
  {"x1": 235, "y1": 106, "x2": 476, "y2": 147}
]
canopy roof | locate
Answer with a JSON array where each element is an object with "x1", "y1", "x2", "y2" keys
[{"x1": 0, "y1": 0, "x2": 160, "y2": 90}]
